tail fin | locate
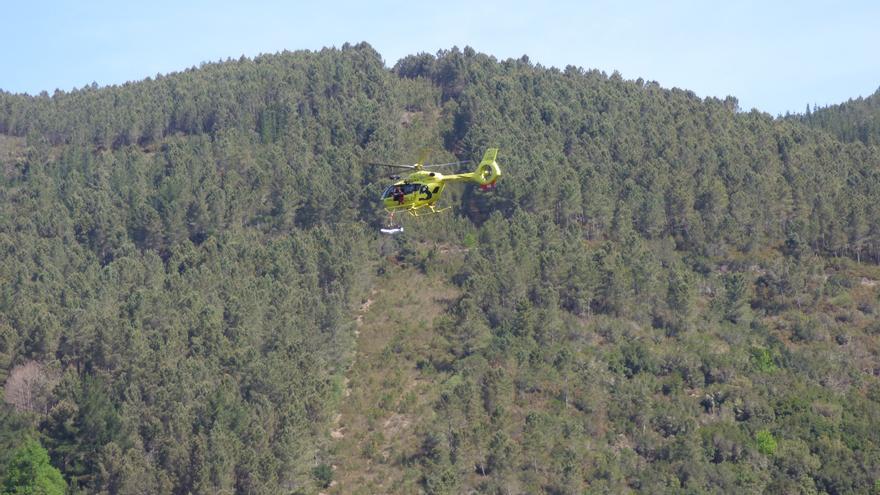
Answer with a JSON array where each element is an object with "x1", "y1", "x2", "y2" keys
[{"x1": 475, "y1": 148, "x2": 501, "y2": 189}]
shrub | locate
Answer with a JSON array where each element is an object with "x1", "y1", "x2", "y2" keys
[
  {"x1": 755, "y1": 429, "x2": 777, "y2": 455},
  {"x1": 312, "y1": 463, "x2": 333, "y2": 489}
]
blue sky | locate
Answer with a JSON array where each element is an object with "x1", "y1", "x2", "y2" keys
[{"x1": 2, "y1": 0, "x2": 878, "y2": 115}]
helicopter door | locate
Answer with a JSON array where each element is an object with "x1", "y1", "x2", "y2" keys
[
  {"x1": 418, "y1": 184, "x2": 433, "y2": 201},
  {"x1": 403, "y1": 183, "x2": 420, "y2": 200}
]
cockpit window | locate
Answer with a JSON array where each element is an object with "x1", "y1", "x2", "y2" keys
[{"x1": 382, "y1": 184, "x2": 420, "y2": 198}]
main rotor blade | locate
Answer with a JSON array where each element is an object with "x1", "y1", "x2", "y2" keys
[{"x1": 366, "y1": 162, "x2": 417, "y2": 170}]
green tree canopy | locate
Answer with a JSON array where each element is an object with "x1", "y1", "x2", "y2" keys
[{"x1": 2, "y1": 438, "x2": 66, "y2": 495}]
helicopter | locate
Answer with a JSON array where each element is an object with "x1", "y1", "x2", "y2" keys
[{"x1": 371, "y1": 148, "x2": 501, "y2": 232}]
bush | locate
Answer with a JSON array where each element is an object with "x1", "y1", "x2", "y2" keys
[
  {"x1": 312, "y1": 463, "x2": 333, "y2": 489},
  {"x1": 791, "y1": 315, "x2": 823, "y2": 342},
  {"x1": 755, "y1": 429, "x2": 777, "y2": 455},
  {"x1": 750, "y1": 347, "x2": 777, "y2": 373}
]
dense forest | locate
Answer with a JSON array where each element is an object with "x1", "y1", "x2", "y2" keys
[
  {"x1": 1, "y1": 43, "x2": 880, "y2": 494},
  {"x1": 791, "y1": 87, "x2": 880, "y2": 146}
]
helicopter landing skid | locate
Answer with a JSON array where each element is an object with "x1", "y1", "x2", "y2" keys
[
  {"x1": 408, "y1": 205, "x2": 450, "y2": 217},
  {"x1": 384, "y1": 204, "x2": 450, "y2": 217}
]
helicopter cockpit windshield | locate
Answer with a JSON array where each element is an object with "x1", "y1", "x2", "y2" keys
[{"x1": 382, "y1": 184, "x2": 420, "y2": 198}]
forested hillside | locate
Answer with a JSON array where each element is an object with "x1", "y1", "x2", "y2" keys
[
  {"x1": 791, "y1": 87, "x2": 880, "y2": 146},
  {"x1": 2, "y1": 43, "x2": 880, "y2": 494}
]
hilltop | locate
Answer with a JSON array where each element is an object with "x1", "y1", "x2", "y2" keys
[{"x1": 790, "y1": 87, "x2": 880, "y2": 146}]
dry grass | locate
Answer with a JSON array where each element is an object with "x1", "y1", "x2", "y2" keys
[
  {"x1": 327, "y1": 260, "x2": 459, "y2": 494},
  {"x1": 0, "y1": 134, "x2": 26, "y2": 179}
]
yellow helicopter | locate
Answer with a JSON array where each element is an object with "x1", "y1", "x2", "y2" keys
[{"x1": 371, "y1": 148, "x2": 501, "y2": 232}]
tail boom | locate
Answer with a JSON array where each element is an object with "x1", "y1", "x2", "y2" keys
[{"x1": 441, "y1": 148, "x2": 501, "y2": 186}]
